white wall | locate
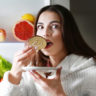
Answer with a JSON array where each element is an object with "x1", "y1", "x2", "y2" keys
[{"x1": 51, "y1": 0, "x2": 70, "y2": 10}]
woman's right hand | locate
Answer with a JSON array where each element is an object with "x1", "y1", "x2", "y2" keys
[{"x1": 9, "y1": 46, "x2": 36, "y2": 84}]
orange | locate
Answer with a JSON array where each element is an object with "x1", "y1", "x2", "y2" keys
[{"x1": 21, "y1": 13, "x2": 35, "y2": 24}]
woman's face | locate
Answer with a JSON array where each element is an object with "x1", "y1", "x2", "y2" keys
[{"x1": 36, "y1": 11, "x2": 65, "y2": 56}]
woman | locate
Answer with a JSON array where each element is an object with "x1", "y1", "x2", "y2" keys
[{"x1": 0, "y1": 4, "x2": 96, "y2": 96}]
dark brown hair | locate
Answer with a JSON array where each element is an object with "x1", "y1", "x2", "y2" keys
[{"x1": 34, "y1": 4, "x2": 96, "y2": 66}]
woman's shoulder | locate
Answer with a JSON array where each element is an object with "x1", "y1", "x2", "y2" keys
[
  {"x1": 58, "y1": 54, "x2": 95, "y2": 70},
  {"x1": 67, "y1": 54, "x2": 96, "y2": 72}
]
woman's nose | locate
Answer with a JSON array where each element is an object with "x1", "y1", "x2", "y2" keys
[{"x1": 43, "y1": 28, "x2": 51, "y2": 37}]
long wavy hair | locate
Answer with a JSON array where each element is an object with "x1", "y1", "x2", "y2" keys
[{"x1": 33, "y1": 4, "x2": 96, "y2": 66}]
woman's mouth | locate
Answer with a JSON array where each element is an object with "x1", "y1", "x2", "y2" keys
[{"x1": 45, "y1": 40, "x2": 53, "y2": 49}]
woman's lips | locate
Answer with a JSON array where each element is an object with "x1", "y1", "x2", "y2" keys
[
  {"x1": 45, "y1": 43, "x2": 53, "y2": 49},
  {"x1": 45, "y1": 40, "x2": 53, "y2": 49}
]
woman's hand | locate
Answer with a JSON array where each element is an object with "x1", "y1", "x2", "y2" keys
[
  {"x1": 30, "y1": 67, "x2": 66, "y2": 96},
  {"x1": 9, "y1": 46, "x2": 36, "y2": 84}
]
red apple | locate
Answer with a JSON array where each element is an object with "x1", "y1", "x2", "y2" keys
[{"x1": 0, "y1": 28, "x2": 6, "y2": 42}]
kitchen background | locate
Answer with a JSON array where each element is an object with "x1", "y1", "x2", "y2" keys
[{"x1": 0, "y1": 0, "x2": 96, "y2": 63}]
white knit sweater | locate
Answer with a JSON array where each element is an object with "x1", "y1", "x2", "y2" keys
[{"x1": 0, "y1": 54, "x2": 96, "y2": 96}]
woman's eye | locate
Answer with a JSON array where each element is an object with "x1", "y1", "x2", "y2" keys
[
  {"x1": 37, "y1": 25, "x2": 44, "y2": 30},
  {"x1": 52, "y1": 24, "x2": 59, "y2": 29}
]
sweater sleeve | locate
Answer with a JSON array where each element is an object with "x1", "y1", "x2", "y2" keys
[{"x1": 0, "y1": 71, "x2": 27, "y2": 96}]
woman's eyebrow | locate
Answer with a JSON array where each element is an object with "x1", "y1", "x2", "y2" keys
[
  {"x1": 37, "y1": 20, "x2": 61, "y2": 25},
  {"x1": 50, "y1": 20, "x2": 61, "y2": 24},
  {"x1": 37, "y1": 22, "x2": 43, "y2": 25}
]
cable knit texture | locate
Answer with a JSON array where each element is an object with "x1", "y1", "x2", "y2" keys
[{"x1": 0, "y1": 54, "x2": 96, "y2": 96}]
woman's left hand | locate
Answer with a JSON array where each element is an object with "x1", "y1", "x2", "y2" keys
[{"x1": 30, "y1": 67, "x2": 66, "y2": 96}]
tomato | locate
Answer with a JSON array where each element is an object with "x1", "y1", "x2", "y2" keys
[{"x1": 0, "y1": 78, "x2": 3, "y2": 82}]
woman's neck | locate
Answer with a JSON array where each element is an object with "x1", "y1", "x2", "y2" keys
[{"x1": 49, "y1": 51, "x2": 67, "y2": 67}]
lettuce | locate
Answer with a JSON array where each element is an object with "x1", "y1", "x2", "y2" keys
[{"x1": 0, "y1": 55, "x2": 12, "y2": 79}]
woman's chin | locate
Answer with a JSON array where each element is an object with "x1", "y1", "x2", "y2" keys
[{"x1": 41, "y1": 50, "x2": 51, "y2": 56}]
